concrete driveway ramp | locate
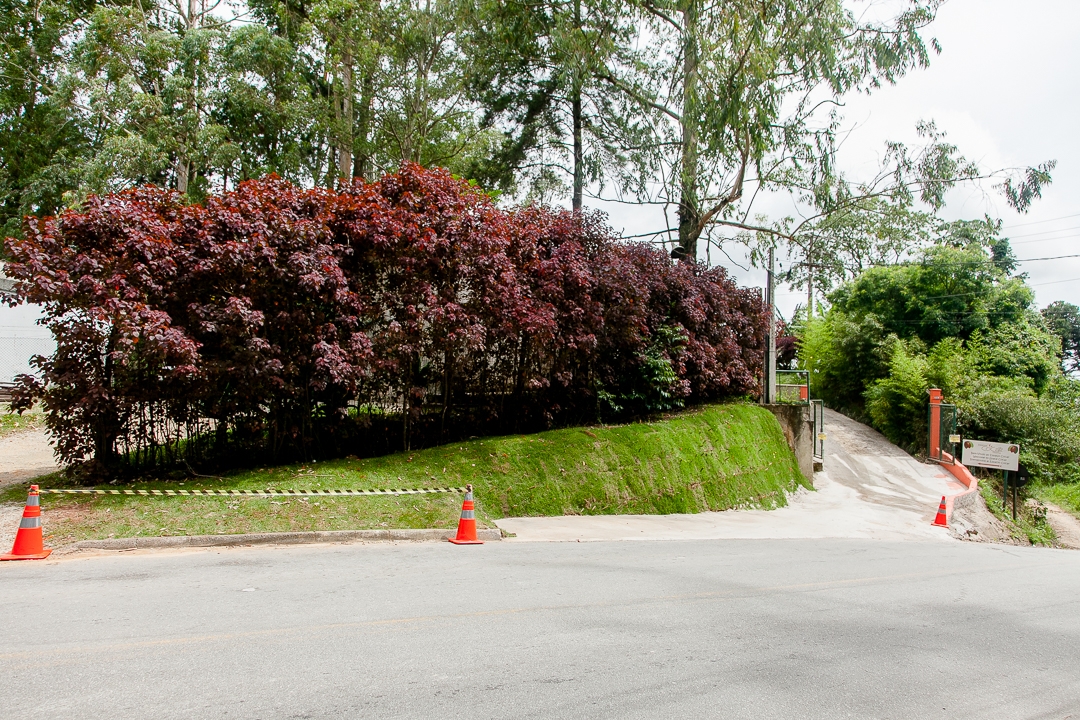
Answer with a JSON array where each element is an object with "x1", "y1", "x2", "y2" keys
[{"x1": 497, "y1": 408, "x2": 963, "y2": 542}]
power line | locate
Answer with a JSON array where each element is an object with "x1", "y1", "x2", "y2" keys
[
  {"x1": 913, "y1": 254, "x2": 1080, "y2": 268},
  {"x1": 916, "y1": 276, "x2": 1080, "y2": 302},
  {"x1": 1006, "y1": 225, "x2": 1080, "y2": 240},
  {"x1": 1032, "y1": 276, "x2": 1080, "y2": 287},
  {"x1": 1001, "y1": 212, "x2": 1080, "y2": 230},
  {"x1": 1010, "y1": 254, "x2": 1080, "y2": 263},
  {"x1": 1011, "y1": 234, "x2": 1080, "y2": 246}
]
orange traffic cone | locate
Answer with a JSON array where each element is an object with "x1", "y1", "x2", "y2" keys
[
  {"x1": 932, "y1": 495, "x2": 948, "y2": 528},
  {"x1": 1, "y1": 485, "x2": 52, "y2": 560},
  {"x1": 449, "y1": 484, "x2": 483, "y2": 545}
]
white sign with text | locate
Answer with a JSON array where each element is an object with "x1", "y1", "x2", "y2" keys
[{"x1": 961, "y1": 439, "x2": 1020, "y2": 471}]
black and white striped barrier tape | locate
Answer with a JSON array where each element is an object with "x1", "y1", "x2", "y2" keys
[{"x1": 40, "y1": 487, "x2": 467, "y2": 497}]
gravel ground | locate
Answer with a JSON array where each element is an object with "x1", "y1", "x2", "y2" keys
[
  {"x1": 0, "y1": 428, "x2": 56, "y2": 488},
  {"x1": 948, "y1": 491, "x2": 1024, "y2": 545},
  {"x1": 0, "y1": 428, "x2": 56, "y2": 551},
  {"x1": 0, "y1": 503, "x2": 22, "y2": 551},
  {"x1": 1046, "y1": 502, "x2": 1080, "y2": 548}
]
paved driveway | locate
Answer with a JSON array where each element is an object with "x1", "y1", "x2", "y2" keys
[{"x1": 497, "y1": 408, "x2": 965, "y2": 542}]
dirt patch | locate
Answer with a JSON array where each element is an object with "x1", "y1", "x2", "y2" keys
[
  {"x1": 0, "y1": 429, "x2": 58, "y2": 488},
  {"x1": 948, "y1": 491, "x2": 1025, "y2": 545},
  {"x1": 1044, "y1": 503, "x2": 1080, "y2": 549},
  {"x1": 0, "y1": 499, "x2": 95, "y2": 552},
  {"x1": 39, "y1": 501, "x2": 96, "y2": 546},
  {"x1": 0, "y1": 503, "x2": 23, "y2": 551}
]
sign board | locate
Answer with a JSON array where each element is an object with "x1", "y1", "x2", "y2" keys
[
  {"x1": 948, "y1": 434, "x2": 961, "y2": 444},
  {"x1": 961, "y1": 439, "x2": 1019, "y2": 471},
  {"x1": 1012, "y1": 462, "x2": 1030, "y2": 487}
]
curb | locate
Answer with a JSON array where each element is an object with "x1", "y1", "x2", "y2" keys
[
  {"x1": 939, "y1": 451, "x2": 980, "y2": 526},
  {"x1": 67, "y1": 527, "x2": 502, "y2": 552}
]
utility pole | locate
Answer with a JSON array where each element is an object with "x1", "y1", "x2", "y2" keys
[{"x1": 763, "y1": 248, "x2": 776, "y2": 404}]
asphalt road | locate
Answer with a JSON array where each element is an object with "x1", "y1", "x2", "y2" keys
[{"x1": 3, "y1": 539, "x2": 1079, "y2": 719}]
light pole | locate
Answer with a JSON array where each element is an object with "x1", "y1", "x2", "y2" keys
[{"x1": 763, "y1": 248, "x2": 776, "y2": 404}]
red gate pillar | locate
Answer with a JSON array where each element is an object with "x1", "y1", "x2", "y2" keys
[{"x1": 928, "y1": 388, "x2": 943, "y2": 460}]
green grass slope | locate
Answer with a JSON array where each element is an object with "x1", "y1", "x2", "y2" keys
[
  {"x1": 458, "y1": 403, "x2": 806, "y2": 517},
  {"x1": 4, "y1": 403, "x2": 807, "y2": 544}
]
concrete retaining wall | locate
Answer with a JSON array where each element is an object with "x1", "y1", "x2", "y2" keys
[
  {"x1": 762, "y1": 404, "x2": 814, "y2": 484},
  {"x1": 938, "y1": 450, "x2": 980, "y2": 525}
]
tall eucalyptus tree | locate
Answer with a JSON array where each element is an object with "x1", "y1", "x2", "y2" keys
[
  {"x1": 0, "y1": 0, "x2": 95, "y2": 236},
  {"x1": 460, "y1": 0, "x2": 638, "y2": 208},
  {"x1": 605, "y1": 0, "x2": 951, "y2": 260}
]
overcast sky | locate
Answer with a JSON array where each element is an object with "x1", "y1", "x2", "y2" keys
[{"x1": 595, "y1": 0, "x2": 1080, "y2": 319}]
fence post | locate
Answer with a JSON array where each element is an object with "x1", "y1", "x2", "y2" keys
[{"x1": 928, "y1": 388, "x2": 942, "y2": 460}]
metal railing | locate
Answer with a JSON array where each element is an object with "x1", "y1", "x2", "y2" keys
[
  {"x1": 775, "y1": 369, "x2": 810, "y2": 405},
  {"x1": 811, "y1": 399, "x2": 824, "y2": 463},
  {"x1": 928, "y1": 401, "x2": 958, "y2": 465}
]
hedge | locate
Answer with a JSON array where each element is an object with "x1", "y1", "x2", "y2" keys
[{"x1": 3, "y1": 164, "x2": 767, "y2": 474}]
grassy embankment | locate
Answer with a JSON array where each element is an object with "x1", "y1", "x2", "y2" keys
[
  {"x1": 1033, "y1": 483, "x2": 1080, "y2": 519},
  {"x1": 0, "y1": 403, "x2": 807, "y2": 545},
  {"x1": 977, "y1": 478, "x2": 1056, "y2": 546}
]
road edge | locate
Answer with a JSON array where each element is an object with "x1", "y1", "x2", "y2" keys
[
  {"x1": 64, "y1": 527, "x2": 503, "y2": 552},
  {"x1": 939, "y1": 451, "x2": 980, "y2": 526}
]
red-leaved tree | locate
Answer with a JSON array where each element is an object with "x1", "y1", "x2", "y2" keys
[{"x1": 3, "y1": 164, "x2": 767, "y2": 475}]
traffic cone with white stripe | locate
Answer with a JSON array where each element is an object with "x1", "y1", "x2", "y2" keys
[
  {"x1": 448, "y1": 484, "x2": 483, "y2": 545},
  {"x1": 1, "y1": 485, "x2": 52, "y2": 560},
  {"x1": 932, "y1": 495, "x2": 948, "y2": 528}
]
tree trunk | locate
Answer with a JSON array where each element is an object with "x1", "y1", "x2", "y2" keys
[
  {"x1": 440, "y1": 355, "x2": 452, "y2": 441},
  {"x1": 93, "y1": 327, "x2": 121, "y2": 469},
  {"x1": 571, "y1": 0, "x2": 584, "y2": 211},
  {"x1": 176, "y1": 157, "x2": 190, "y2": 194},
  {"x1": 353, "y1": 74, "x2": 375, "y2": 181},
  {"x1": 512, "y1": 334, "x2": 530, "y2": 431},
  {"x1": 325, "y1": 142, "x2": 336, "y2": 188},
  {"x1": 338, "y1": 51, "x2": 354, "y2": 186},
  {"x1": 676, "y1": 0, "x2": 700, "y2": 261},
  {"x1": 572, "y1": 86, "x2": 584, "y2": 212}
]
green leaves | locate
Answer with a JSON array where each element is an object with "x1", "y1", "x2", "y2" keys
[
  {"x1": 1002, "y1": 161, "x2": 1057, "y2": 214},
  {"x1": 830, "y1": 233, "x2": 1033, "y2": 346},
  {"x1": 797, "y1": 222, "x2": 1080, "y2": 474},
  {"x1": 0, "y1": 0, "x2": 1052, "y2": 271},
  {"x1": 1042, "y1": 301, "x2": 1080, "y2": 375}
]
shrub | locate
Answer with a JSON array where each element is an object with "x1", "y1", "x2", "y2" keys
[
  {"x1": 3, "y1": 164, "x2": 768, "y2": 474},
  {"x1": 799, "y1": 239, "x2": 1080, "y2": 483},
  {"x1": 798, "y1": 311, "x2": 891, "y2": 415},
  {"x1": 956, "y1": 379, "x2": 1080, "y2": 485},
  {"x1": 864, "y1": 339, "x2": 930, "y2": 450},
  {"x1": 965, "y1": 316, "x2": 1061, "y2": 394}
]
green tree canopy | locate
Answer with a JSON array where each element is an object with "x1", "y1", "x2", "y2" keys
[
  {"x1": 829, "y1": 235, "x2": 1032, "y2": 347},
  {"x1": 1043, "y1": 301, "x2": 1080, "y2": 375}
]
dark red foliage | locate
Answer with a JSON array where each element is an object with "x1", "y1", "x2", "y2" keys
[
  {"x1": 777, "y1": 331, "x2": 799, "y2": 371},
  {"x1": 3, "y1": 164, "x2": 767, "y2": 472}
]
